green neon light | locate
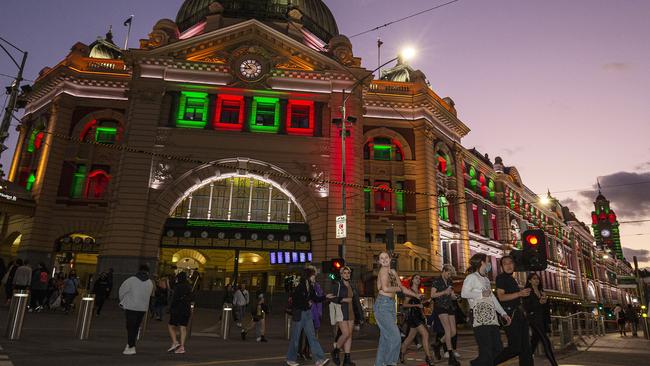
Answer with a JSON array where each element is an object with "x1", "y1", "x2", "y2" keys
[
  {"x1": 26, "y1": 173, "x2": 36, "y2": 191},
  {"x1": 186, "y1": 220, "x2": 289, "y2": 231},
  {"x1": 249, "y1": 97, "x2": 280, "y2": 133},
  {"x1": 176, "y1": 91, "x2": 209, "y2": 128},
  {"x1": 95, "y1": 127, "x2": 117, "y2": 143},
  {"x1": 373, "y1": 145, "x2": 392, "y2": 150},
  {"x1": 27, "y1": 130, "x2": 39, "y2": 153},
  {"x1": 469, "y1": 166, "x2": 476, "y2": 178},
  {"x1": 396, "y1": 191, "x2": 404, "y2": 214},
  {"x1": 70, "y1": 165, "x2": 87, "y2": 198}
]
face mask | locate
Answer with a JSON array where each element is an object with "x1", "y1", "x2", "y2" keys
[{"x1": 484, "y1": 263, "x2": 492, "y2": 273}]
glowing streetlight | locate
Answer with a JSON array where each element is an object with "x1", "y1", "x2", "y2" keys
[{"x1": 400, "y1": 46, "x2": 417, "y2": 62}]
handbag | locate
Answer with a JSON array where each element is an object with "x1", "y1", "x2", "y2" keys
[{"x1": 471, "y1": 299, "x2": 499, "y2": 327}]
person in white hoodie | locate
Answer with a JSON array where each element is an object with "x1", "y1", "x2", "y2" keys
[{"x1": 119, "y1": 264, "x2": 154, "y2": 355}]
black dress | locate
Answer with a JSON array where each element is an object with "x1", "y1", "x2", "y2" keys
[
  {"x1": 169, "y1": 282, "x2": 192, "y2": 326},
  {"x1": 405, "y1": 296, "x2": 426, "y2": 328},
  {"x1": 432, "y1": 276, "x2": 455, "y2": 315}
]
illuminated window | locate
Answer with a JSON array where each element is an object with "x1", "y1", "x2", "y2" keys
[
  {"x1": 70, "y1": 165, "x2": 87, "y2": 199},
  {"x1": 85, "y1": 169, "x2": 110, "y2": 199},
  {"x1": 395, "y1": 181, "x2": 405, "y2": 214},
  {"x1": 287, "y1": 100, "x2": 314, "y2": 135},
  {"x1": 250, "y1": 97, "x2": 280, "y2": 133},
  {"x1": 26, "y1": 173, "x2": 36, "y2": 191},
  {"x1": 368, "y1": 137, "x2": 403, "y2": 161},
  {"x1": 214, "y1": 95, "x2": 244, "y2": 130},
  {"x1": 472, "y1": 204, "x2": 480, "y2": 233},
  {"x1": 482, "y1": 209, "x2": 489, "y2": 237},
  {"x1": 439, "y1": 196, "x2": 449, "y2": 221},
  {"x1": 27, "y1": 130, "x2": 45, "y2": 153},
  {"x1": 491, "y1": 213, "x2": 498, "y2": 240},
  {"x1": 436, "y1": 150, "x2": 453, "y2": 176},
  {"x1": 374, "y1": 182, "x2": 392, "y2": 212},
  {"x1": 79, "y1": 119, "x2": 120, "y2": 144},
  {"x1": 176, "y1": 91, "x2": 209, "y2": 128}
]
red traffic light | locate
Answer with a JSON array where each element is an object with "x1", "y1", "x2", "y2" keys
[
  {"x1": 525, "y1": 234, "x2": 539, "y2": 245},
  {"x1": 333, "y1": 260, "x2": 342, "y2": 269}
]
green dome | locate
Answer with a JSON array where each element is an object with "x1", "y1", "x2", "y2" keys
[{"x1": 176, "y1": 0, "x2": 339, "y2": 42}]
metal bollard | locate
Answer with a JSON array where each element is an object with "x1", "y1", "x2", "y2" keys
[
  {"x1": 642, "y1": 316, "x2": 650, "y2": 340},
  {"x1": 285, "y1": 313, "x2": 292, "y2": 340},
  {"x1": 137, "y1": 309, "x2": 149, "y2": 341},
  {"x1": 75, "y1": 294, "x2": 95, "y2": 340},
  {"x1": 6, "y1": 290, "x2": 29, "y2": 340},
  {"x1": 221, "y1": 305, "x2": 232, "y2": 340}
]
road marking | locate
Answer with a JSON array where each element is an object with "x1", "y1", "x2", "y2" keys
[{"x1": 177, "y1": 348, "x2": 378, "y2": 366}]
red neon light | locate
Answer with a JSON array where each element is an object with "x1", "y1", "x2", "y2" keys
[
  {"x1": 34, "y1": 132, "x2": 45, "y2": 150},
  {"x1": 213, "y1": 95, "x2": 245, "y2": 131},
  {"x1": 526, "y1": 235, "x2": 539, "y2": 245},
  {"x1": 286, "y1": 100, "x2": 315, "y2": 136},
  {"x1": 84, "y1": 170, "x2": 110, "y2": 199},
  {"x1": 179, "y1": 21, "x2": 206, "y2": 40},
  {"x1": 79, "y1": 120, "x2": 98, "y2": 140}
]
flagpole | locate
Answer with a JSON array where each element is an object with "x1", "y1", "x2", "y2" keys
[{"x1": 124, "y1": 15, "x2": 134, "y2": 50}]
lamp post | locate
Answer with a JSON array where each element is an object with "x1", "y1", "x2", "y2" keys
[
  {"x1": 335, "y1": 47, "x2": 416, "y2": 259},
  {"x1": 0, "y1": 36, "x2": 28, "y2": 173}
]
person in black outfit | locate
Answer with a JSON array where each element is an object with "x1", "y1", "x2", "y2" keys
[
  {"x1": 523, "y1": 273, "x2": 557, "y2": 366},
  {"x1": 494, "y1": 256, "x2": 534, "y2": 366},
  {"x1": 330, "y1": 266, "x2": 363, "y2": 366},
  {"x1": 400, "y1": 274, "x2": 436, "y2": 366},
  {"x1": 625, "y1": 304, "x2": 639, "y2": 337},
  {"x1": 431, "y1": 264, "x2": 460, "y2": 365},
  {"x1": 93, "y1": 272, "x2": 112, "y2": 316},
  {"x1": 167, "y1": 272, "x2": 193, "y2": 354}
]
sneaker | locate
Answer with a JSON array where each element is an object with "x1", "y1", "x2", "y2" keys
[
  {"x1": 167, "y1": 343, "x2": 180, "y2": 352},
  {"x1": 123, "y1": 346, "x2": 136, "y2": 355},
  {"x1": 174, "y1": 345, "x2": 186, "y2": 354},
  {"x1": 315, "y1": 358, "x2": 330, "y2": 366},
  {"x1": 286, "y1": 361, "x2": 300, "y2": 366},
  {"x1": 444, "y1": 353, "x2": 449, "y2": 359},
  {"x1": 416, "y1": 343, "x2": 423, "y2": 350},
  {"x1": 256, "y1": 337, "x2": 262, "y2": 342},
  {"x1": 453, "y1": 351, "x2": 460, "y2": 358}
]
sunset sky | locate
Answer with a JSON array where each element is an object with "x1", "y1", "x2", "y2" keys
[{"x1": 1, "y1": 0, "x2": 648, "y2": 266}]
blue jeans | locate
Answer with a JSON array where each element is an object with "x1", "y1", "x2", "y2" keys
[
  {"x1": 286, "y1": 310, "x2": 325, "y2": 362},
  {"x1": 374, "y1": 295, "x2": 400, "y2": 366}
]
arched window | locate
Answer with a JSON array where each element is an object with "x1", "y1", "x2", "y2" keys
[
  {"x1": 80, "y1": 119, "x2": 121, "y2": 144},
  {"x1": 435, "y1": 147, "x2": 454, "y2": 176},
  {"x1": 85, "y1": 170, "x2": 110, "y2": 199},
  {"x1": 439, "y1": 196, "x2": 449, "y2": 222},
  {"x1": 374, "y1": 182, "x2": 392, "y2": 212},
  {"x1": 364, "y1": 137, "x2": 404, "y2": 161}
]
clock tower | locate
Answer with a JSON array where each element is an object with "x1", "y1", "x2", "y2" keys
[{"x1": 591, "y1": 188, "x2": 623, "y2": 260}]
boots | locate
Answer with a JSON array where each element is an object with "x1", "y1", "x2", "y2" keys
[
  {"x1": 426, "y1": 356, "x2": 434, "y2": 366},
  {"x1": 448, "y1": 351, "x2": 460, "y2": 366},
  {"x1": 343, "y1": 353, "x2": 356, "y2": 366},
  {"x1": 330, "y1": 347, "x2": 341, "y2": 366},
  {"x1": 432, "y1": 340, "x2": 442, "y2": 360}
]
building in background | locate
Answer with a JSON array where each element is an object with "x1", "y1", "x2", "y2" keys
[{"x1": 3, "y1": 0, "x2": 635, "y2": 311}]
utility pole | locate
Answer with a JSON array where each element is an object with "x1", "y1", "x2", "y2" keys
[{"x1": 0, "y1": 36, "x2": 28, "y2": 173}]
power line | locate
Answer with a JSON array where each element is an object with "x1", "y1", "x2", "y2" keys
[
  {"x1": 0, "y1": 73, "x2": 33, "y2": 83},
  {"x1": 619, "y1": 219, "x2": 650, "y2": 225},
  {"x1": 350, "y1": 0, "x2": 461, "y2": 38},
  {"x1": 548, "y1": 180, "x2": 650, "y2": 196}
]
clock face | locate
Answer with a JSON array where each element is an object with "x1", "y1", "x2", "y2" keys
[
  {"x1": 601, "y1": 229, "x2": 611, "y2": 238},
  {"x1": 239, "y1": 59, "x2": 264, "y2": 81}
]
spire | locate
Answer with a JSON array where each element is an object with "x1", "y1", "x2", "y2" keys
[{"x1": 597, "y1": 178, "x2": 602, "y2": 194}]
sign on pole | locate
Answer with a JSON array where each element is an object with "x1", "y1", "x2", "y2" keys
[{"x1": 336, "y1": 215, "x2": 347, "y2": 239}]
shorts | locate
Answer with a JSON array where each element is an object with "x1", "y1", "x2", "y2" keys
[
  {"x1": 169, "y1": 310, "x2": 191, "y2": 327},
  {"x1": 435, "y1": 306, "x2": 456, "y2": 316}
]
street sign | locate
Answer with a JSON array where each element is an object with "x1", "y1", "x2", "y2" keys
[{"x1": 336, "y1": 215, "x2": 347, "y2": 239}]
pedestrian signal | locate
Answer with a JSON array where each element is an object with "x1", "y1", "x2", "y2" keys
[
  {"x1": 512, "y1": 229, "x2": 547, "y2": 272},
  {"x1": 322, "y1": 258, "x2": 345, "y2": 280}
]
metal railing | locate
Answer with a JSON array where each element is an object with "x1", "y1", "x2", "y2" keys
[{"x1": 550, "y1": 312, "x2": 605, "y2": 350}]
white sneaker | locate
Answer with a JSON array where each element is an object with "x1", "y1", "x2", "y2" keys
[
  {"x1": 123, "y1": 346, "x2": 136, "y2": 355},
  {"x1": 453, "y1": 351, "x2": 461, "y2": 358},
  {"x1": 256, "y1": 337, "x2": 262, "y2": 342},
  {"x1": 167, "y1": 343, "x2": 180, "y2": 352},
  {"x1": 286, "y1": 361, "x2": 300, "y2": 366},
  {"x1": 315, "y1": 358, "x2": 330, "y2": 366},
  {"x1": 444, "y1": 352, "x2": 449, "y2": 358}
]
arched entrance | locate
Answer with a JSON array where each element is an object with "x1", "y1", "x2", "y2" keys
[{"x1": 160, "y1": 173, "x2": 313, "y2": 294}]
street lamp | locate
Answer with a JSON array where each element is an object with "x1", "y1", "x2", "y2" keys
[
  {"x1": 0, "y1": 36, "x2": 28, "y2": 176},
  {"x1": 335, "y1": 47, "x2": 416, "y2": 259}
]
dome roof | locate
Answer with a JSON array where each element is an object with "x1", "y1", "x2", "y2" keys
[{"x1": 176, "y1": 0, "x2": 339, "y2": 42}]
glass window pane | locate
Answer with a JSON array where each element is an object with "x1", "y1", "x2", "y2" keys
[{"x1": 290, "y1": 105, "x2": 310, "y2": 129}]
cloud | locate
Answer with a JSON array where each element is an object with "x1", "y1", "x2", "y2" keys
[
  {"x1": 578, "y1": 170, "x2": 650, "y2": 219},
  {"x1": 560, "y1": 197, "x2": 579, "y2": 208},
  {"x1": 602, "y1": 62, "x2": 632, "y2": 72},
  {"x1": 623, "y1": 248, "x2": 650, "y2": 263},
  {"x1": 500, "y1": 146, "x2": 525, "y2": 157}
]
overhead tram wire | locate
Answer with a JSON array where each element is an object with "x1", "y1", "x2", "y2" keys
[{"x1": 349, "y1": 0, "x2": 461, "y2": 39}]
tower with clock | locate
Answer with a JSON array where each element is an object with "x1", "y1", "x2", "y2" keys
[{"x1": 591, "y1": 188, "x2": 623, "y2": 260}]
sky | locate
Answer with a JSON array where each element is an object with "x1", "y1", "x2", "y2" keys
[{"x1": 1, "y1": 0, "x2": 649, "y2": 266}]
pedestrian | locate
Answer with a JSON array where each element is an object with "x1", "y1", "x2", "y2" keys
[
  {"x1": 106, "y1": 268, "x2": 115, "y2": 296},
  {"x1": 330, "y1": 266, "x2": 363, "y2": 366},
  {"x1": 233, "y1": 283, "x2": 249, "y2": 329},
  {"x1": 93, "y1": 272, "x2": 111, "y2": 316},
  {"x1": 153, "y1": 277, "x2": 170, "y2": 321},
  {"x1": 285, "y1": 266, "x2": 334, "y2": 366},
  {"x1": 62, "y1": 270, "x2": 80, "y2": 314},
  {"x1": 12, "y1": 259, "x2": 32, "y2": 291},
  {"x1": 2, "y1": 260, "x2": 17, "y2": 304},
  {"x1": 461, "y1": 253, "x2": 511, "y2": 366},
  {"x1": 523, "y1": 273, "x2": 558, "y2": 366},
  {"x1": 119, "y1": 264, "x2": 154, "y2": 355},
  {"x1": 167, "y1": 271, "x2": 193, "y2": 354},
  {"x1": 29, "y1": 263, "x2": 49, "y2": 311},
  {"x1": 613, "y1": 304, "x2": 626, "y2": 336},
  {"x1": 242, "y1": 292, "x2": 270, "y2": 342},
  {"x1": 494, "y1": 256, "x2": 534, "y2": 366},
  {"x1": 399, "y1": 274, "x2": 435, "y2": 366},
  {"x1": 374, "y1": 252, "x2": 422, "y2": 366},
  {"x1": 625, "y1": 304, "x2": 639, "y2": 337},
  {"x1": 431, "y1": 264, "x2": 460, "y2": 365}
]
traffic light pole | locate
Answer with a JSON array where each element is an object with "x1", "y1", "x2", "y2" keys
[{"x1": 0, "y1": 37, "x2": 28, "y2": 165}]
